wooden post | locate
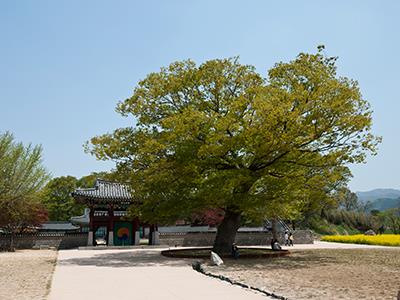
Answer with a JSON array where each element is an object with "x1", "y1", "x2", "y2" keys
[
  {"x1": 88, "y1": 205, "x2": 94, "y2": 246},
  {"x1": 133, "y1": 218, "x2": 140, "y2": 245},
  {"x1": 152, "y1": 224, "x2": 160, "y2": 245},
  {"x1": 108, "y1": 205, "x2": 114, "y2": 246},
  {"x1": 149, "y1": 225, "x2": 153, "y2": 245}
]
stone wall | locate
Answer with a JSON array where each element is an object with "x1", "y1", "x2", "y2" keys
[
  {"x1": 0, "y1": 230, "x2": 313, "y2": 250},
  {"x1": 59, "y1": 233, "x2": 88, "y2": 249},
  {"x1": 0, "y1": 232, "x2": 88, "y2": 250},
  {"x1": 159, "y1": 230, "x2": 313, "y2": 247}
]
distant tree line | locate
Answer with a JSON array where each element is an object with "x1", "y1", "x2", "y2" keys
[
  {"x1": 40, "y1": 172, "x2": 112, "y2": 221},
  {"x1": 299, "y1": 187, "x2": 400, "y2": 234}
]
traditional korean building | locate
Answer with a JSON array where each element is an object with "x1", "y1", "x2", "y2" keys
[{"x1": 72, "y1": 179, "x2": 158, "y2": 246}]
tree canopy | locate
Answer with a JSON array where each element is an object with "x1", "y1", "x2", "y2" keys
[
  {"x1": 87, "y1": 48, "x2": 380, "y2": 253},
  {"x1": 41, "y1": 172, "x2": 111, "y2": 221},
  {"x1": 0, "y1": 132, "x2": 50, "y2": 249},
  {"x1": 41, "y1": 176, "x2": 83, "y2": 221}
]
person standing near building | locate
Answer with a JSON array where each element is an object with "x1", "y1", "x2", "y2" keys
[
  {"x1": 231, "y1": 243, "x2": 239, "y2": 259},
  {"x1": 284, "y1": 231, "x2": 289, "y2": 246},
  {"x1": 289, "y1": 232, "x2": 294, "y2": 246}
]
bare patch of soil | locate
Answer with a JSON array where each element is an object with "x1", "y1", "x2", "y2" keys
[{"x1": 205, "y1": 249, "x2": 400, "y2": 300}]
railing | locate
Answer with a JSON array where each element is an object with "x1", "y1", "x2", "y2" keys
[{"x1": 263, "y1": 218, "x2": 292, "y2": 232}]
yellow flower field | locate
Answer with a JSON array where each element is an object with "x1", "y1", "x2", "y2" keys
[{"x1": 322, "y1": 234, "x2": 400, "y2": 247}]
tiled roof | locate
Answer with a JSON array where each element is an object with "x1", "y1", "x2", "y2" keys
[
  {"x1": 72, "y1": 179, "x2": 133, "y2": 203},
  {"x1": 70, "y1": 208, "x2": 89, "y2": 226},
  {"x1": 40, "y1": 222, "x2": 80, "y2": 231}
]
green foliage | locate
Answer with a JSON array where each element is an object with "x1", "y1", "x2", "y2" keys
[
  {"x1": 316, "y1": 220, "x2": 360, "y2": 235},
  {"x1": 78, "y1": 171, "x2": 113, "y2": 188},
  {"x1": 87, "y1": 49, "x2": 380, "y2": 228},
  {"x1": 41, "y1": 176, "x2": 82, "y2": 221},
  {"x1": 304, "y1": 207, "x2": 400, "y2": 235},
  {"x1": 323, "y1": 209, "x2": 379, "y2": 232},
  {"x1": 41, "y1": 172, "x2": 111, "y2": 221},
  {"x1": 337, "y1": 188, "x2": 360, "y2": 211},
  {"x1": 379, "y1": 208, "x2": 400, "y2": 234},
  {"x1": 0, "y1": 132, "x2": 50, "y2": 235}
]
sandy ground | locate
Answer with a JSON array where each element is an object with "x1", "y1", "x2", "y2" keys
[
  {"x1": 0, "y1": 250, "x2": 57, "y2": 300},
  {"x1": 205, "y1": 248, "x2": 400, "y2": 300},
  {"x1": 49, "y1": 248, "x2": 268, "y2": 300},
  {"x1": 2, "y1": 242, "x2": 399, "y2": 300}
]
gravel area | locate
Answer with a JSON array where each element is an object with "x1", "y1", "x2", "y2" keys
[
  {"x1": 205, "y1": 248, "x2": 400, "y2": 300},
  {"x1": 0, "y1": 250, "x2": 57, "y2": 300}
]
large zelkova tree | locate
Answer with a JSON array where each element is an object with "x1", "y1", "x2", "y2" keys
[
  {"x1": 87, "y1": 48, "x2": 380, "y2": 253},
  {"x1": 0, "y1": 132, "x2": 50, "y2": 250}
]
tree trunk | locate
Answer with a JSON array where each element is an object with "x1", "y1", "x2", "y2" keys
[
  {"x1": 271, "y1": 219, "x2": 278, "y2": 240},
  {"x1": 212, "y1": 209, "x2": 241, "y2": 254},
  {"x1": 9, "y1": 232, "x2": 15, "y2": 252}
]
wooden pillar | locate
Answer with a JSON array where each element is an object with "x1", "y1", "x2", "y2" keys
[
  {"x1": 108, "y1": 204, "x2": 114, "y2": 246},
  {"x1": 88, "y1": 205, "x2": 94, "y2": 246},
  {"x1": 149, "y1": 224, "x2": 154, "y2": 245},
  {"x1": 149, "y1": 224, "x2": 160, "y2": 245},
  {"x1": 133, "y1": 218, "x2": 140, "y2": 245}
]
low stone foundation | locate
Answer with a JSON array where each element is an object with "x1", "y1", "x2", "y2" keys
[
  {"x1": 0, "y1": 232, "x2": 88, "y2": 250},
  {"x1": 159, "y1": 230, "x2": 313, "y2": 247}
]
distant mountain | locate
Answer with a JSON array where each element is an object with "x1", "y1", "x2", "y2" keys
[
  {"x1": 369, "y1": 197, "x2": 400, "y2": 211},
  {"x1": 356, "y1": 189, "x2": 400, "y2": 203}
]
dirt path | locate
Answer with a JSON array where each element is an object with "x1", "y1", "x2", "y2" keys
[{"x1": 0, "y1": 250, "x2": 57, "y2": 300}]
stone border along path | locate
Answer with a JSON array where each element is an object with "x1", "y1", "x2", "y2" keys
[
  {"x1": 192, "y1": 261, "x2": 287, "y2": 300},
  {"x1": 49, "y1": 248, "x2": 270, "y2": 300}
]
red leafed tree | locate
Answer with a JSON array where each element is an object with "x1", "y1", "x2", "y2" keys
[
  {"x1": 21, "y1": 203, "x2": 49, "y2": 232},
  {"x1": 191, "y1": 209, "x2": 225, "y2": 227}
]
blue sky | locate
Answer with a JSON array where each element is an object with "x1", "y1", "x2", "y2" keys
[{"x1": 1, "y1": 1, "x2": 399, "y2": 192}]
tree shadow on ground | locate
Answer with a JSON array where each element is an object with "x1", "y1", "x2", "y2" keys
[
  {"x1": 213, "y1": 250, "x2": 340, "y2": 271},
  {"x1": 208, "y1": 248, "x2": 400, "y2": 273},
  {"x1": 58, "y1": 249, "x2": 196, "y2": 268}
]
